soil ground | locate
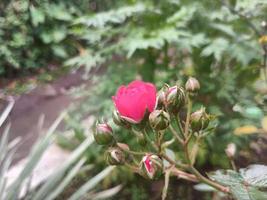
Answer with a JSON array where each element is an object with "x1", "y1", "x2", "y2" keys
[{"x1": 0, "y1": 69, "x2": 86, "y2": 162}]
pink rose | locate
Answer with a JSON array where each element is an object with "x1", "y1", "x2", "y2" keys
[{"x1": 112, "y1": 80, "x2": 157, "y2": 123}]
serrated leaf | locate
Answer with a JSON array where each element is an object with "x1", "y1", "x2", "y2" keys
[
  {"x1": 209, "y1": 165, "x2": 267, "y2": 200},
  {"x1": 30, "y1": 5, "x2": 45, "y2": 27},
  {"x1": 74, "y1": 3, "x2": 146, "y2": 28},
  {"x1": 201, "y1": 38, "x2": 229, "y2": 60},
  {"x1": 240, "y1": 165, "x2": 267, "y2": 188}
]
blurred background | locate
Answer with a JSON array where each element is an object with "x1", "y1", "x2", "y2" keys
[{"x1": 0, "y1": 0, "x2": 267, "y2": 199}]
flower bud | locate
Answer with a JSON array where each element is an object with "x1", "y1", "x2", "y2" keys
[
  {"x1": 185, "y1": 77, "x2": 200, "y2": 92},
  {"x1": 165, "y1": 86, "x2": 186, "y2": 113},
  {"x1": 93, "y1": 123, "x2": 114, "y2": 145},
  {"x1": 225, "y1": 143, "x2": 236, "y2": 158},
  {"x1": 112, "y1": 110, "x2": 130, "y2": 128},
  {"x1": 157, "y1": 89, "x2": 166, "y2": 108},
  {"x1": 149, "y1": 110, "x2": 170, "y2": 130},
  {"x1": 190, "y1": 108, "x2": 209, "y2": 132},
  {"x1": 105, "y1": 148, "x2": 125, "y2": 165},
  {"x1": 140, "y1": 154, "x2": 163, "y2": 180}
]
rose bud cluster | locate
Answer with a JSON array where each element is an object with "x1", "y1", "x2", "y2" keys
[
  {"x1": 190, "y1": 107, "x2": 210, "y2": 132},
  {"x1": 140, "y1": 154, "x2": 163, "y2": 180},
  {"x1": 93, "y1": 78, "x2": 216, "y2": 185}
]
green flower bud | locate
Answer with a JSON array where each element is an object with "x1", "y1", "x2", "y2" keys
[
  {"x1": 112, "y1": 110, "x2": 130, "y2": 128},
  {"x1": 140, "y1": 154, "x2": 163, "y2": 180},
  {"x1": 190, "y1": 108, "x2": 209, "y2": 132},
  {"x1": 105, "y1": 147, "x2": 125, "y2": 165},
  {"x1": 149, "y1": 110, "x2": 170, "y2": 130},
  {"x1": 93, "y1": 123, "x2": 114, "y2": 145},
  {"x1": 185, "y1": 77, "x2": 200, "y2": 92},
  {"x1": 166, "y1": 86, "x2": 186, "y2": 113}
]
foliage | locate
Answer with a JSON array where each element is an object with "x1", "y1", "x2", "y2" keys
[
  {"x1": 0, "y1": 0, "x2": 90, "y2": 76},
  {"x1": 209, "y1": 165, "x2": 267, "y2": 200}
]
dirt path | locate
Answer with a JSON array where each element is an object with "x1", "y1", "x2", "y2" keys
[{"x1": 1, "y1": 70, "x2": 86, "y2": 161}]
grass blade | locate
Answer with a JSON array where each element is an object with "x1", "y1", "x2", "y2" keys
[
  {"x1": 45, "y1": 158, "x2": 86, "y2": 200},
  {"x1": 90, "y1": 185, "x2": 122, "y2": 200},
  {"x1": 6, "y1": 112, "x2": 65, "y2": 199},
  {"x1": 68, "y1": 166, "x2": 115, "y2": 200},
  {"x1": 32, "y1": 136, "x2": 93, "y2": 200}
]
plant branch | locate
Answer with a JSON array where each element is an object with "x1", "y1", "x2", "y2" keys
[
  {"x1": 161, "y1": 153, "x2": 188, "y2": 170},
  {"x1": 183, "y1": 139, "x2": 229, "y2": 193},
  {"x1": 170, "y1": 167, "x2": 198, "y2": 182},
  {"x1": 169, "y1": 124, "x2": 184, "y2": 144},
  {"x1": 184, "y1": 94, "x2": 192, "y2": 138}
]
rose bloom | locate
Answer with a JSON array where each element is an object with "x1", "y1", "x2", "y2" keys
[{"x1": 112, "y1": 80, "x2": 157, "y2": 123}]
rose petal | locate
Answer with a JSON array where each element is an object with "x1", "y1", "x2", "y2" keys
[{"x1": 112, "y1": 80, "x2": 157, "y2": 123}]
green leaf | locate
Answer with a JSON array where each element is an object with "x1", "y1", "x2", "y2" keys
[
  {"x1": 74, "y1": 3, "x2": 146, "y2": 28},
  {"x1": 30, "y1": 5, "x2": 45, "y2": 27},
  {"x1": 240, "y1": 165, "x2": 267, "y2": 188},
  {"x1": 201, "y1": 38, "x2": 229, "y2": 61},
  {"x1": 209, "y1": 165, "x2": 267, "y2": 200}
]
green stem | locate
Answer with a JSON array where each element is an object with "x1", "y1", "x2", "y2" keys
[
  {"x1": 175, "y1": 115, "x2": 185, "y2": 138},
  {"x1": 183, "y1": 137, "x2": 229, "y2": 193},
  {"x1": 161, "y1": 153, "x2": 188, "y2": 169},
  {"x1": 169, "y1": 124, "x2": 184, "y2": 144},
  {"x1": 184, "y1": 94, "x2": 192, "y2": 138}
]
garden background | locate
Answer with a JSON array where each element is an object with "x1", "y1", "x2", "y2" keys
[{"x1": 1, "y1": 0, "x2": 267, "y2": 199}]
